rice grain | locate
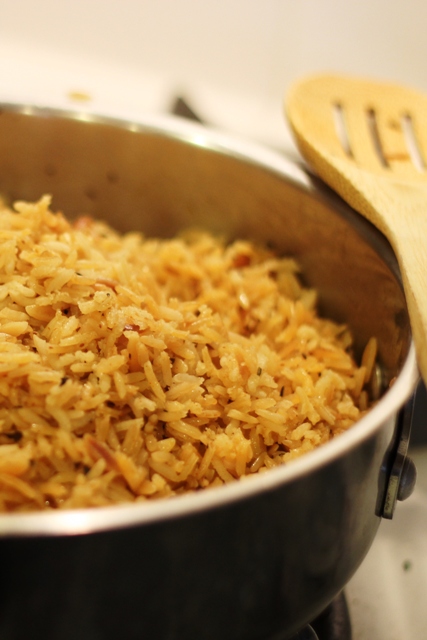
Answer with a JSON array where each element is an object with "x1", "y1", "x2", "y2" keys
[{"x1": 0, "y1": 196, "x2": 376, "y2": 511}]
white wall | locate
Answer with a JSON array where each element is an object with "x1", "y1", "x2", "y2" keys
[{"x1": 0, "y1": 1, "x2": 426, "y2": 147}]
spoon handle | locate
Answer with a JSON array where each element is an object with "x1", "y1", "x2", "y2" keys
[{"x1": 386, "y1": 208, "x2": 427, "y2": 384}]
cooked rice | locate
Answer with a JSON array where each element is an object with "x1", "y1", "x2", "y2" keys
[{"x1": 0, "y1": 196, "x2": 376, "y2": 511}]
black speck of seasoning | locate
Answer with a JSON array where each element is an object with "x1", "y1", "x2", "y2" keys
[
  {"x1": 106, "y1": 400, "x2": 116, "y2": 408},
  {"x1": 195, "y1": 309, "x2": 201, "y2": 317},
  {"x1": 60, "y1": 377, "x2": 68, "y2": 386},
  {"x1": 403, "y1": 559, "x2": 412, "y2": 572},
  {"x1": 74, "y1": 462, "x2": 91, "y2": 475},
  {"x1": 280, "y1": 386, "x2": 284, "y2": 397},
  {"x1": 257, "y1": 367, "x2": 262, "y2": 376},
  {"x1": 164, "y1": 385, "x2": 170, "y2": 392},
  {"x1": 85, "y1": 186, "x2": 98, "y2": 201},
  {"x1": 75, "y1": 271, "x2": 83, "y2": 276},
  {"x1": 45, "y1": 163, "x2": 57, "y2": 177},
  {"x1": 62, "y1": 307, "x2": 70, "y2": 315},
  {"x1": 106, "y1": 170, "x2": 119, "y2": 184},
  {"x1": 6, "y1": 431, "x2": 23, "y2": 442}
]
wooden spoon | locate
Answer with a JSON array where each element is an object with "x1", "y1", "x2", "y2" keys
[{"x1": 285, "y1": 73, "x2": 427, "y2": 385}]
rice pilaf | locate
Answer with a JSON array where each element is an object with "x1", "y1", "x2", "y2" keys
[{"x1": 0, "y1": 196, "x2": 376, "y2": 511}]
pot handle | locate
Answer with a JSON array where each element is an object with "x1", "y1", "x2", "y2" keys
[{"x1": 380, "y1": 388, "x2": 418, "y2": 519}]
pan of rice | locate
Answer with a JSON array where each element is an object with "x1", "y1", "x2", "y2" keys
[{"x1": 0, "y1": 104, "x2": 418, "y2": 640}]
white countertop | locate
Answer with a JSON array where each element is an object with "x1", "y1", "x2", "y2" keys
[{"x1": 347, "y1": 446, "x2": 427, "y2": 640}]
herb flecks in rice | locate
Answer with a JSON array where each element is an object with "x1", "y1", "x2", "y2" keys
[{"x1": 0, "y1": 196, "x2": 376, "y2": 511}]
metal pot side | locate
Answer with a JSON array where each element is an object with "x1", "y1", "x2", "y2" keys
[{"x1": 0, "y1": 105, "x2": 418, "y2": 640}]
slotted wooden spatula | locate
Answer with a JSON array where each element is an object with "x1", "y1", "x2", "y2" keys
[{"x1": 286, "y1": 73, "x2": 427, "y2": 385}]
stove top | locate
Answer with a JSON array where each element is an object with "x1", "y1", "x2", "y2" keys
[
  {"x1": 273, "y1": 594, "x2": 351, "y2": 640},
  {"x1": 309, "y1": 594, "x2": 351, "y2": 640}
]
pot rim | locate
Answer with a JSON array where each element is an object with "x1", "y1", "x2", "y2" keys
[{"x1": 0, "y1": 103, "x2": 419, "y2": 537}]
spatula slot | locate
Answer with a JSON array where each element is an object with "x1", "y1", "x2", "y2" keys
[
  {"x1": 332, "y1": 102, "x2": 353, "y2": 158},
  {"x1": 366, "y1": 108, "x2": 389, "y2": 168},
  {"x1": 401, "y1": 113, "x2": 426, "y2": 172}
]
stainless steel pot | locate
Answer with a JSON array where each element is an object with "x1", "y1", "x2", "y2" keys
[{"x1": 0, "y1": 104, "x2": 419, "y2": 640}]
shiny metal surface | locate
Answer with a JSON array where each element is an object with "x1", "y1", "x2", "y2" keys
[
  {"x1": 0, "y1": 105, "x2": 419, "y2": 639},
  {"x1": 382, "y1": 393, "x2": 418, "y2": 518},
  {"x1": 397, "y1": 457, "x2": 418, "y2": 501},
  {"x1": 292, "y1": 626, "x2": 319, "y2": 640}
]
